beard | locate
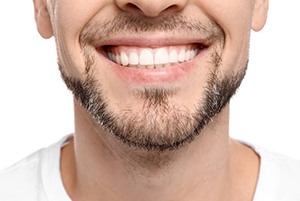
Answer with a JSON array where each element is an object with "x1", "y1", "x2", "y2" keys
[{"x1": 59, "y1": 13, "x2": 247, "y2": 152}]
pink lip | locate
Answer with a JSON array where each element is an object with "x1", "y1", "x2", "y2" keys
[
  {"x1": 107, "y1": 60, "x2": 193, "y2": 84},
  {"x1": 95, "y1": 35, "x2": 211, "y2": 48}
]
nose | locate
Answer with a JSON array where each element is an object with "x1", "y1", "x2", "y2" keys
[{"x1": 115, "y1": 0, "x2": 188, "y2": 18}]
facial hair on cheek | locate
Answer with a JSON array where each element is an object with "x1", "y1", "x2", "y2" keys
[{"x1": 58, "y1": 13, "x2": 247, "y2": 152}]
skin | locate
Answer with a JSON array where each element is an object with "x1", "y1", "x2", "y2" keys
[{"x1": 33, "y1": 0, "x2": 268, "y2": 200}]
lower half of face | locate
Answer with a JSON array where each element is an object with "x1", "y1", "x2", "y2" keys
[{"x1": 57, "y1": 9, "x2": 250, "y2": 152}]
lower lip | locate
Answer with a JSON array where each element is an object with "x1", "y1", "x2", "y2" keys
[{"x1": 97, "y1": 48, "x2": 208, "y2": 85}]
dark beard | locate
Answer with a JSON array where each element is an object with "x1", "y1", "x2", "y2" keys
[
  {"x1": 60, "y1": 62, "x2": 246, "y2": 152},
  {"x1": 58, "y1": 13, "x2": 247, "y2": 152}
]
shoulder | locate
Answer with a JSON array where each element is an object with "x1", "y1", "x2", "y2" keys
[
  {"x1": 0, "y1": 149, "x2": 47, "y2": 201},
  {"x1": 0, "y1": 136, "x2": 70, "y2": 201},
  {"x1": 252, "y1": 146, "x2": 300, "y2": 201}
]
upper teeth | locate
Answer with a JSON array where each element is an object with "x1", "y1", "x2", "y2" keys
[{"x1": 106, "y1": 45, "x2": 199, "y2": 68}]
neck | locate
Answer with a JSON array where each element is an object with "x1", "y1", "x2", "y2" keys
[{"x1": 61, "y1": 101, "x2": 258, "y2": 201}]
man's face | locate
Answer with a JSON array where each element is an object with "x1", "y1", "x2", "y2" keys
[{"x1": 36, "y1": 0, "x2": 268, "y2": 151}]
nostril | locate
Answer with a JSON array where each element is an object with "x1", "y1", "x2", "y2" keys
[
  {"x1": 124, "y1": 3, "x2": 143, "y2": 13},
  {"x1": 159, "y1": 5, "x2": 181, "y2": 16}
]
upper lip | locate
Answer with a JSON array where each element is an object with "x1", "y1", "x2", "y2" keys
[{"x1": 94, "y1": 34, "x2": 212, "y2": 49}]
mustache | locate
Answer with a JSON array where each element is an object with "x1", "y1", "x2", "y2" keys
[{"x1": 79, "y1": 13, "x2": 225, "y2": 48}]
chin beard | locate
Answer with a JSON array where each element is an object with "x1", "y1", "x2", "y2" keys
[{"x1": 59, "y1": 59, "x2": 247, "y2": 152}]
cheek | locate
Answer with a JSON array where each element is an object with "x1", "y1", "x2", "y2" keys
[
  {"x1": 200, "y1": 0, "x2": 254, "y2": 29},
  {"x1": 198, "y1": 0, "x2": 253, "y2": 74},
  {"x1": 54, "y1": 0, "x2": 116, "y2": 38},
  {"x1": 52, "y1": 0, "x2": 111, "y2": 77}
]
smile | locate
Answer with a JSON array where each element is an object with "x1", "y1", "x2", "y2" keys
[
  {"x1": 94, "y1": 37, "x2": 212, "y2": 84},
  {"x1": 104, "y1": 44, "x2": 206, "y2": 69}
]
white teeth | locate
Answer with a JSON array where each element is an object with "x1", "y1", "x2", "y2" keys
[
  {"x1": 112, "y1": 53, "x2": 116, "y2": 62},
  {"x1": 185, "y1": 50, "x2": 192, "y2": 61},
  {"x1": 184, "y1": 50, "x2": 189, "y2": 61},
  {"x1": 178, "y1": 49, "x2": 185, "y2": 62},
  {"x1": 116, "y1": 54, "x2": 121, "y2": 64},
  {"x1": 169, "y1": 49, "x2": 178, "y2": 63},
  {"x1": 120, "y1": 52, "x2": 129, "y2": 66},
  {"x1": 154, "y1": 48, "x2": 169, "y2": 65},
  {"x1": 193, "y1": 49, "x2": 198, "y2": 57},
  {"x1": 129, "y1": 52, "x2": 139, "y2": 65},
  {"x1": 107, "y1": 46, "x2": 199, "y2": 68},
  {"x1": 140, "y1": 49, "x2": 154, "y2": 66},
  {"x1": 190, "y1": 50, "x2": 195, "y2": 59},
  {"x1": 108, "y1": 52, "x2": 113, "y2": 60}
]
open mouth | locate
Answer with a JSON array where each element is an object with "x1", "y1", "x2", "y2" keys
[{"x1": 102, "y1": 43, "x2": 208, "y2": 69}]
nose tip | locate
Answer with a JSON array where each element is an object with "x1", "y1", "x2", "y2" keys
[{"x1": 115, "y1": 0, "x2": 188, "y2": 18}]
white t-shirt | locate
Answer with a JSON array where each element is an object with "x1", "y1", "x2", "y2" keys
[{"x1": 1, "y1": 136, "x2": 300, "y2": 201}]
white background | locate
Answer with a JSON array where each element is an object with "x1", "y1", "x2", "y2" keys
[{"x1": 0, "y1": 1, "x2": 299, "y2": 170}]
